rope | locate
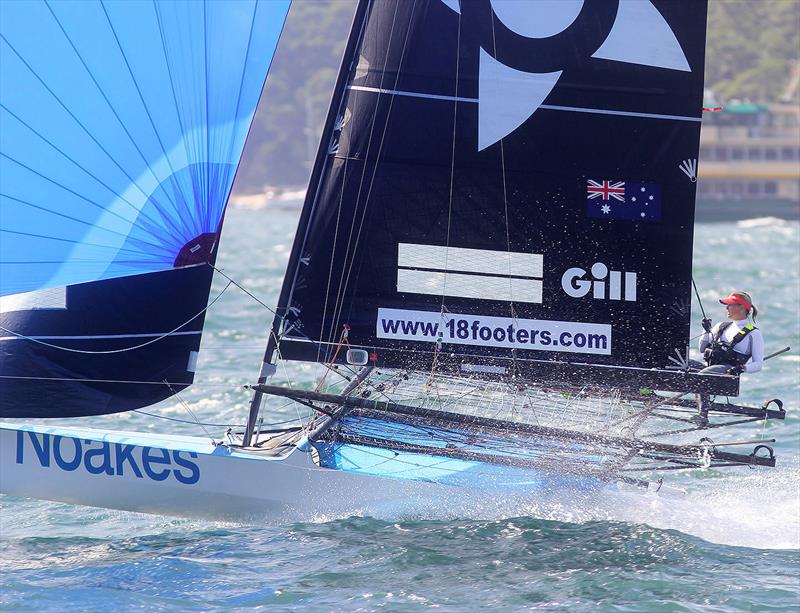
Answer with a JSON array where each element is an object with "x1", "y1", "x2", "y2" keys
[
  {"x1": 132, "y1": 408, "x2": 244, "y2": 428},
  {"x1": 691, "y1": 276, "x2": 707, "y2": 320},
  {"x1": 0, "y1": 280, "x2": 232, "y2": 354},
  {"x1": 316, "y1": 324, "x2": 351, "y2": 391}
]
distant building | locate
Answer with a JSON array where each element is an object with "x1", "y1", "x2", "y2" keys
[{"x1": 697, "y1": 102, "x2": 800, "y2": 220}]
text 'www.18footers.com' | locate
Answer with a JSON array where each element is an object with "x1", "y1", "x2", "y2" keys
[{"x1": 377, "y1": 308, "x2": 612, "y2": 355}]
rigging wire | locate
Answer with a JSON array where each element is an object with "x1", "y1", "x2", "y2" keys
[
  {"x1": 325, "y1": 0, "x2": 416, "y2": 353},
  {"x1": 212, "y1": 265, "x2": 277, "y2": 315},
  {"x1": 132, "y1": 401, "x2": 304, "y2": 430},
  {"x1": 488, "y1": 8, "x2": 520, "y2": 378},
  {"x1": 131, "y1": 409, "x2": 243, "y2": 428},
  {"x1": 162, "y1": 378, "x2": 216, "y2": 442},
  {"x1": 441, "y1": 5, "x2": 462, "y2": 313},
  {"x1": 428, "y1": 5, "x2": 463, "y2": 390},
  {"x1": 0, "y1": 374, "x2": 248, "y2": 388},
  {"x1": 273, "y1": 341, "x2": 315, "y2": 431},
  {"x1": 309, "y1": 3, "x2": 379, "y2": 367}
]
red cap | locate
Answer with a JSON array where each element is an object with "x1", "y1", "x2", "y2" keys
[{"x1": 719, "y1": 292, "x2": 752, "y2": 311}]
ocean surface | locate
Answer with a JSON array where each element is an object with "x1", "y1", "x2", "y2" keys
[{"x1": 2, "y1": 206, "x2": 799, "y2": 611}]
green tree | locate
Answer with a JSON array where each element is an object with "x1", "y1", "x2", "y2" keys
[
  {"x1": 236, "y1": 1, "x2": 356, "y2": 191},
  {"x1": 706, "y1": 0, "x2": 800, "y2": 102}
]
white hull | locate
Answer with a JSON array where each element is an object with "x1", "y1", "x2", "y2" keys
[{"x1": 0, "y1": 423, "x2": 590, "y2": 521}]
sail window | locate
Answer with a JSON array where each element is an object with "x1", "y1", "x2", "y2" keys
[
  {"x1": 0, "y1": 287, "x2": 67, "y2": 313},
  {"x1": 346, "y1": 349, "x2": 369, "y2": 366}
]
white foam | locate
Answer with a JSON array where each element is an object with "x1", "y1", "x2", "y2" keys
[
  {"x1": 736, "y1": 217, "x2": 789, "y2": 228},
  {"x1": 353, "y1": 468, "x2": 800, "y2": 550}
]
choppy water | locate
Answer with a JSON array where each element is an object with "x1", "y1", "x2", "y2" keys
[{"x1": 2, "y1": 207, "x2": 799, "y2": 611}]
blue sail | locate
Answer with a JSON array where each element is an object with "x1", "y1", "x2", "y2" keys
[
  {"x1": 1, "y1": 0, "x2": 289, "y2": 296},
  {"x1": 0, "y1": 0, "x2": 290, "y2": 417}
]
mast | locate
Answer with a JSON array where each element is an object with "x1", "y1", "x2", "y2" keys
[{"x1": 244, "y1": 0, "x2": 372, "y2": 445}]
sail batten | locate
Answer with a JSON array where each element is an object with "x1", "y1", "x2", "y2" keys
[{"x1": 351, "y1": 84, "x2": 704, "y2": 123}]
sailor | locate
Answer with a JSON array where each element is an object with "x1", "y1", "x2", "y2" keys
[{"x1": 699, "y1": 290, "x2": 764, "y2": 375}]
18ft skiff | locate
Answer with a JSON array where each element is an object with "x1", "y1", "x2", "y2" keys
[{"x1": 0, "y1": 0, "x2": 786, "y2": 521}]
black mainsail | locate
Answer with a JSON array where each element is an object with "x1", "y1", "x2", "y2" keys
[
  {"x1": 257, "y1": 0, "x2": 729, "y2": 398},
  {"x1": 246, "y1": 1, "x2": 784, "y2": 479}
]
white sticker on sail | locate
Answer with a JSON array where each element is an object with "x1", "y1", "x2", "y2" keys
[
  {"x1": 479, "y1": 50, "x2": 561, "y2": 151},
  {"x1": 186, "y1": 351, "x2": 199, "y2": 373},
  {"x1": 398, "y1": 270, "x2": 543, "y2": 303},
  {"x1": 490, "y1": 0, "x2": 584, "y2": 39},
  {"x1": 398, "y1": 243, "x2": 543, "y2": 277},
  {"x1": 377, "y1": 308, "x2": 612, "y2": 355},
  {"x1": 438, "y1": 0, "x2": 460, "y2": 13},
  {"x1": 592, "y1": 0, "x2": 690, "y2": 72}
]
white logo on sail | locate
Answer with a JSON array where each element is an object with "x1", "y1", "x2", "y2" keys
[
  {"x1": 397, "y1": 243, "x2": 543, "y2": 303},
  {"x1": 439, "y1": 0, "x2": 693, "y2": 150},
  {"x1": 561, "y1": 262, "x2": 637, "y2": 301},
  {"x1": 678, "y1": 158, "x2": 698, "y2": 182}
]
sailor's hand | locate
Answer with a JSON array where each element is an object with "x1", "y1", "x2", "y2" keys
[
  {"x1": 727, "y1": 365, "x2": 744, "y2": 375},
  {"x1": 701, "y1": 318, "x2": 713, "y2": 333}
]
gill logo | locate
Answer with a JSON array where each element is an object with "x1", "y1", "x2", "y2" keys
[
  {"x1": 561, "y1": 262, "x2": 637, "y2": 301},
  {"x1": 439, "y1": 0, "x2": 692, "y2": 150}
]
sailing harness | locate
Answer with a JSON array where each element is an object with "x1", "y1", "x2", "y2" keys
[{"x1": 704, "y1": 321, "x2": 757, "y2": 367}]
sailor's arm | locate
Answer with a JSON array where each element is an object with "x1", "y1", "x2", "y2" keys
[
  {"x1": 744, "y1": 330, "x2": 765, "y2": 373},
  {"x1": 698, "y1": 322, "x2": 720, "y2": 353}
]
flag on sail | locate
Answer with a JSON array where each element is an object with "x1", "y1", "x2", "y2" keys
[{"x1": 586, "y1": 180, "x2": 663, "y2": 222}]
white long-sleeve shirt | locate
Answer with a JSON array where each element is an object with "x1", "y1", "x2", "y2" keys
[{"x1": 699, "y1": 319, "x2": 764, "y2": 373}]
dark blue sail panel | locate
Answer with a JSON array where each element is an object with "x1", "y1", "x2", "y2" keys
[
  {"x1": 0, "y1": 0, "x2": 290, "y2": 296},
  {"x1": 0, "y1": 266, "x2": 213, "y2": 418},
  {"x1": 0, "y1": 0, "x2": 290, "y2": 417},
  {"x1": 274, "y1": 0, "x2": 708, "y2": 382}
]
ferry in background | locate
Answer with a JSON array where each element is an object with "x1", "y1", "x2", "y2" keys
[{"x1": 698, "y1": 101, "x2": 800, "y2": 221}]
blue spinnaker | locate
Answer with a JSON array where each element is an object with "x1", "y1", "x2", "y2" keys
[{"x1": 0, "y1": 0, "x2": 290, "y2": 297}]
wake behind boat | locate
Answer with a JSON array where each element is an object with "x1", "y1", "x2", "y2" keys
[{"x1": 0, "y1": 0, "x2": 787, "y2": 522}]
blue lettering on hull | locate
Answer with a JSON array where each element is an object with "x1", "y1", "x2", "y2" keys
[{"x1": 15, "y1": 431, "x2": 200, "y2": 485}]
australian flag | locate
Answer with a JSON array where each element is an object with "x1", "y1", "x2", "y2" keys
[{"x1": 586, "y1": 179, "x2": 662, "y2": 222}]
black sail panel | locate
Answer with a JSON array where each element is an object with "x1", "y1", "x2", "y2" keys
[
  {"x1": 276, "y1": 0, "x2": 708, "y2": 384},
  {"x1": 0, "y1": 265, "x2": 214, "y2": 417}
]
